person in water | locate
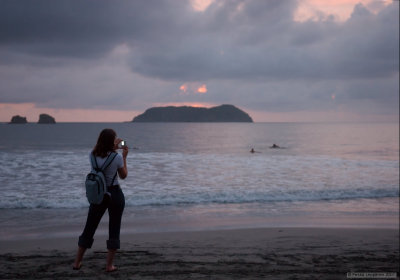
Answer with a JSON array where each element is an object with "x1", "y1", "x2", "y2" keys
[
  {"x1": 73, "y1": 128, "x2": 129, "y2": 272},
  {"x1": 270, "y1": 144, "x2": 280, "y2": 149}
]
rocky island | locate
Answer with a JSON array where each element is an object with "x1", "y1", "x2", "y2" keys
[
  {"x1": 132, "y1": 104, "x2": 253, "y2": 122},
  {"x1": 10, "y1": 115, "x2": 27, "y2": 124},
  {"x1": 38, "y1": 114, "x2": 56, "y2": 124}
]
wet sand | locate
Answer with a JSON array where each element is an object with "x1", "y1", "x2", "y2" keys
[{"x1": 0, "y1": 227, "x2": 398, "y2": 279}]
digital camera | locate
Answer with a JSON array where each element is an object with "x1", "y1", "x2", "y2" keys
[{"x1": 118, "y1": 140, "x2": 126, "y2": 148}]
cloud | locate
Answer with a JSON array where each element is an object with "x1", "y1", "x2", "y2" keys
[
  {"x1": 3, "y1": 0, "x2": 397, "y2": 81},
  {"x1": 179, "y1": 82, "x2": 208, "y2": 95},
  {"x1": 0, "y1": 44, "x2": 175, "y2": 110},
  {"x1": 0, "y1": 0, "x2": 398, "y2": 121},
  {"x1": 127, "y1": 0, "x2": 398, "y2": 82},
  {"x1": 197, "y1": 84, "x2": 207, "y2": 94},
  {"x1": 0, "y1": 0, "x2": 191, "y2": 62},
  {"x1": 190, "y1": 0, "x2": 214, "y2": 12}
]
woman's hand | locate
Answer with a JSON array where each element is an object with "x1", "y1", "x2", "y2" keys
[
  {"x1": 118, "y1": 145, "x2": 129, "y2": 179},
  {"x1": 122, "y1": 145, "x2": 129, "y2": 159}
]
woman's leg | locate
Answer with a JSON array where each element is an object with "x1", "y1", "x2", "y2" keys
[
  {"x1": 106, "y1": 249, "x2": 117, "y2": 272},
  {"x1": 106, "y1": 188, "x2": 125, "y2": 270},
  {"x1": 79, "y1": 201, "x2": 108, "y2": 248},
  {"x1": 74, "y1": 200, "x2": 108, "y2": 269},
  {"x1": 73, "y1": 246, "x2": 86, "y2": 269}
]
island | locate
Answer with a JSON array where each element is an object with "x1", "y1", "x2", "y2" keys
[
  {"x1": 132, "y1": 104, "x2": 253, "y2": 122},
  {"x1": 10, "y1": 115, "x2": 27, "y2": 124},
  {"x1": 38, "y1": 114, "x2": 56, "y2": 124}
]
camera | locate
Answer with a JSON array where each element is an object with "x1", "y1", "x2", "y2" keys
[{"x1": 118, "y1": 140, "x2": 126, "y2": 148}]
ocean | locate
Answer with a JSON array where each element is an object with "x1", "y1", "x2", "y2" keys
[{"x1": 0, "y1": 122, "x2": 398, "y2": 241}]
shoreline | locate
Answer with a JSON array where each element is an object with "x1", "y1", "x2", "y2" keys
[
  {"x1": 1, "y1": 197, "x2": 398, "y2": 243},
  {"x1": 0, "y1": 227, "x2": 398, "y2": 279},
  {"x1": 1, "y1": 226, "x2": 399, "y2": 253}
]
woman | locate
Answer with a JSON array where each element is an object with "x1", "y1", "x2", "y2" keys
[{"x1": 73, "y1": 128, "x2": 128, "y2": 272}]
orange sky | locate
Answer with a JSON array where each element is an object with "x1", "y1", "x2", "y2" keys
[
  {"x1": 191, "y1": 0, "x2": 392, "y2": 21},
  {"x1": 294, "y1": 0, "x2": 392, "y2": 21},
  {"x1": 0, "y1": 103, "x2": 140, "y2": 123},
  {"x1": 1, "y1": 102, "x2": 397, "y2": 123}
]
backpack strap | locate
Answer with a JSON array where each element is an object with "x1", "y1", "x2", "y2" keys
[
  {"x1": 101, "y1": 152, "x2": 118, "y2": 171},
  {"x1": 110, "y1": 172, "x2": 118, "y2": 187},
  {"x1": 105, "y1": 153, "x2": 119, "y2": 187},
  {"x1": 90, "y1": 152, "x2": 119, "y2": 187},
  {"x1": 90, "y1": 153, "x2": 99, "y2": 171}
]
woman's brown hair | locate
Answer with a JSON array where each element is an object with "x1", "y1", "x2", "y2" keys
[{"x1": 92, "y1": 129, "x2": 116, "y2": 158}]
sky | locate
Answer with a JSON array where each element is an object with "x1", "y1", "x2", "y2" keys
[{"x1": 0, "y1": 0, "x2": 398, "y2": 122}]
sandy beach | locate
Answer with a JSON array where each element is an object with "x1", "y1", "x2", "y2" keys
[{"x1": 0, "y1": 227, "x2": 398, "y2": 279}]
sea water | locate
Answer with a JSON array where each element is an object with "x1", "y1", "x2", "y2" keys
[{"x1": 0, "y1": 122, "x2": 398, "y2": 240}]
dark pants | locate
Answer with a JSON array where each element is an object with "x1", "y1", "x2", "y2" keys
[{"x1": 78, "y1": 186, "x2": 125, "y2": 250}]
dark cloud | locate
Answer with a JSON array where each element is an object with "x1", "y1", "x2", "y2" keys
[
  {"x1": 2, "y1": 0, "x2": 397, "y2": 80},
  {"x1": 1, "y1": 0, "x2": 397, "y2": 78},
  {"x1": 128, "y1": 0, "x2": 398, "y2": 81},
  {"x1": 0, "y1": 0, "x2": 192, "y2": 58},
  {"x1": 0, "y1": 0, "x2": 398, "y2": 119}
]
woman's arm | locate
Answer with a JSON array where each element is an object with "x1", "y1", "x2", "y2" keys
[{"x1": 118, "y1": 146, "x2": 128, "y2": 179}]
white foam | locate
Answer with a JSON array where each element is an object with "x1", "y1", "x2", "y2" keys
[{"x1": 0, "y1": 151, "x2": 398, "y2": 209}]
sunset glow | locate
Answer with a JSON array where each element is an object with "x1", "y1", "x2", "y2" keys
[
  {"x1": 152, "y1": 102, "x2": 216, "y2": 108},
  {"x1": 190, "y1": 0, "x2": 392, "y2": 21},
  {"x1": 179, "y1": 84, "x2": 188, "y2": 94},
  {"x1": 294, "y1": 0, "x2": 392, "y2": 21},
  {"x1": 190, "y1": 0, "x2": 213, "y2": 12},
  {"x1": 179, "y1": 82, "x2": 208, "y2": 95},
  {"x1": 0, "y1": 103, "x2": 138, "y2": 123},
  {"x1": 197, "y1": 84, "x2": 207, "y2": 94}
]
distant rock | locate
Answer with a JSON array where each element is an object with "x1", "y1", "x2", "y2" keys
[
  {"x1": 10, "y1": 115, "x2": 27, "y2": 124},
  {"x1": 132, "y1": 104, "x2": 253, "y2": 122},
  {"x1": 38, "y1": 114, "x2": 56, "y2": 124}
]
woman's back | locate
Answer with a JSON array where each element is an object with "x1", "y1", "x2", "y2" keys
[{"x1": 91, "y1": 152, "x2": 124, "y2": 186}]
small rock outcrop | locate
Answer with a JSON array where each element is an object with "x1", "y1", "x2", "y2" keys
[
  {"x1": 132, "y1": 104, "x2": 253, "y2": 122},
  {"x1": 10, "y1": 115, "x2": 27, "y2": 124},
  {"x1": 38, "y1": 114, "x2": 56, "y2": 124}
]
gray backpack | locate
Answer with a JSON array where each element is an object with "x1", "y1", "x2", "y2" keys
[{"x1": 85, "y1": 152, "x2": 118, "y2": 204}]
